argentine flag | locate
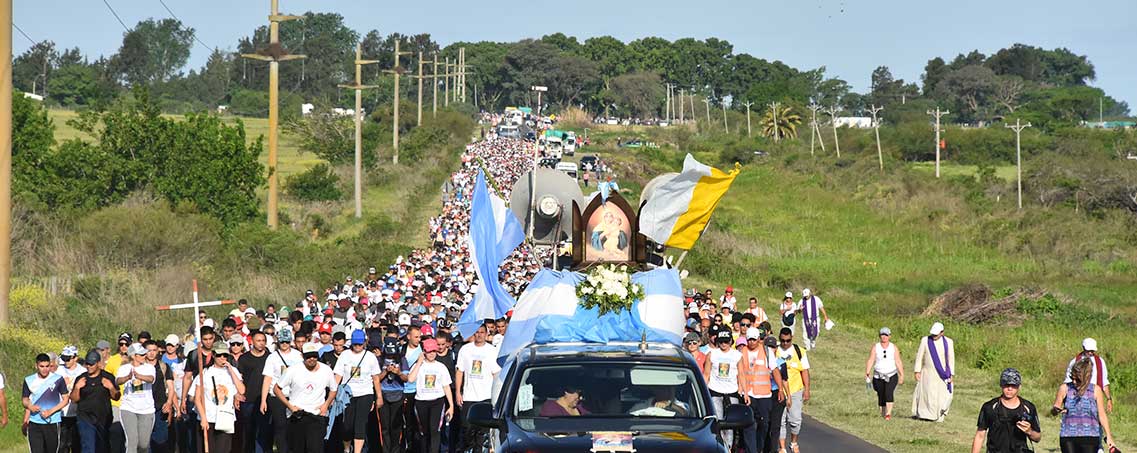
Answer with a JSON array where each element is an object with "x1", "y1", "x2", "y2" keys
[{"x1": 457, "y1": 170, "x2": 526, "y2": 338}]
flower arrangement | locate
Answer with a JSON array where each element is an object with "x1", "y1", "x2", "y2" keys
[{"x1": 576, "y1": 264, "x2": 644, "y2": 315}]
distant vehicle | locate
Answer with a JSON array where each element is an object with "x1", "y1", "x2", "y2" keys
[
  {"x1": 545, "y1": 136, "x2": 564, "y2": 159},
  {"x1": 566, "y1": 131, "x2": 577, "y2": 145},
  {"x1": 579, "y1": 155, "x2": 599, "y2": 172},
  {"x1": 605, "y1": 118, "x2": 620, "y2": 125},
  {"x1": 618, "y1": 139, "x2": 659, "y2": 149},
  {"x1": 498, "y1": 125, "x2": 520, "y2": 138},
  {"x1": 524, "y1": 130, "x2": 537, "y2": 142},
  {"x1": 506, "y1": 109, "x2": 525, "y2": 126},
  {"x1": 538, "y1": 157, "x2": 560, "y2": 169},
  {"x1": 554, "y1": 162, "x2": 579, "y2": 180},
  {"x1": 563, "y1": 138, "x2": 576, "y2": 156},
  {"x1": 752, "y1": 150, "x2": 769, "y2": 158}
]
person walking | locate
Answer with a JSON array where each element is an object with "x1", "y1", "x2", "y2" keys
[
  {"x1": 333, "y1": 330, "x2": 383, "y2": 453},
  {"x1": 274, "y1": 343, "x2": 338, "y2": 453},
  {"x1": 1053, "y1": 358, "x2": 1116, "y2": 453},
  {"x1": 378, "y1": 335, "x2": 410, "y2": 453},
  {"x1": 913, "y1": 322, "x2": 954, "y2": 422},
  {"x1": 684, "y1": 332, "x2": 707, "y2": 370},
  {"x1": 971, "y1": 368, "x2": 1041, "y2": 453},
  {"x1": 189, "y1": 351, "x2": 245, "y2": 453},
  {"x1": 260, "y1": 328, "x2": 303, "y2": 453},
  {"x1": 115, "y1": 344, "x2": 156, "y2": 453},
  {"x1": 408, "y1": 338, "x2": 454, "y2": 453},
  {"x1": 22, "y1": 353, "x2": 71, "y2": 453},
  {"x1": 1054, "y1": 338, "x2": 1112, "y2": 415},
  {"x1": 740, "y1": 327, "x2": 786, "y2": 453},
  {"x1": 703, "y1": 329, "x2": 747, "y2": 450},
  {"x1": 58, "y1": 345, "x2": 87, "y2": 453},
  {"x1": 745, "y1": 298, "x2": 768, "y2": 325},
  {"x1": 775, "y1": 327, "x2": 809, "y2": 453},
  {"x1": 71, "y1": 349, "x2": 120, "y2": 453},
  {"x1": 778, "y1": 293, "x2": 796, "y2": 334},
  {"x1": 798, "y1": 289, "x2": 830, "y2": 350},
  {"x1": 864, "y1": 327, "x2": 904, "y2": 419},
  {"x1": 142, "y1": 341, "x2": 175, "y2": 453},
  {"x1": 236, "y1": 331, "x2": 272, "y2": 453},
  {"x1": 455, "y1": 324, "x2": 501, "y2": 451}
]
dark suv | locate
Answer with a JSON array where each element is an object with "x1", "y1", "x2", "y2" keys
[{"x1": 468, "y1": 342, "x2": 753, "y2": 452}]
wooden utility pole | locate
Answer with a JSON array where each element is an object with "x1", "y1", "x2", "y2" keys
[
  {"x1": 678, "y1": 89, "x2": 685, "y2": 123},
  {"x1": 0, "y1": 0, "x2": 12, "y2": 325},
  {"x1": 241, "y1": 0, "x2": 305, "y2": 229},
  {"x1": 742, "y1": 102, "x2": 754, "y2": 137},
  {"x1": 459, "y1": 47, "x2": 467, "y2": 103},
  {"x1": 826, "y1": 105, "x2": 843, "y2": 158},
  {"x1": 927, "y1": 107, "x2": 949, "y2": 178},
  {"x1": 721, "y1": 101, "x2": 729, "y2": 132},
  {"x1": 808, "y1": 102, "x2": 825, "y2": 155},
  {"x1": 702, "y1": 97, "x2": 711, "y2": 126},
  {"x1": 431, "y1": 53, "x2": 439, "y2": 117},
  {"x1": 868, "y1": 104, "x2": 884, "y2": 172},
  {"x1": 1006, "y1": 119, "x2": 1031, "y2": 209},
  {"x1": 768, "y1": 101, "x2": 781, "y2": 142},
  {"x1": 384, "y1": 40, "x2": 410, "y2": 164},
  {"x1": 443, "y1": 57, "x2": 450, "y2": 107},
  {"x1": 337, "y1": 43, "x2": 380, "y2": 218},
  {"x1": 414, "y1": 51, "x2": 424, "y2": 126}
]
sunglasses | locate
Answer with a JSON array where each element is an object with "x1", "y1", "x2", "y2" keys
[
  {"x1": 780, "y1": 339, "x2": 793, "y2": 343},
  {"x1": 740, "y1": 323, "x2": 752, "y2": 328},
  {"x1": 685, "y1": 340, "x2": 700, "y2": 345}
]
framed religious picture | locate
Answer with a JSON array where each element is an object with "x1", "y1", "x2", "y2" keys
[{"x1": 572, "y1": 192, "x2": 645, "y2": 267}]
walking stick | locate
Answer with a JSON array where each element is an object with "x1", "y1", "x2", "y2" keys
[{"x1": 193, "y1": 280, "x2": 211, "y2": 453}]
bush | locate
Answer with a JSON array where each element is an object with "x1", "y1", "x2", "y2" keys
[
  {"x1": 285, "y1": 163, "x2": 343, "y2": 201},
  {"x1": 398, "y1": 126, "x2": 451, "y2": 163},
  {"x1": 11, "y1": 285, "x2": 49, "y2": 313},
  {"x1": 78, "y1": 202, "x2": 224, "y2": 269}
]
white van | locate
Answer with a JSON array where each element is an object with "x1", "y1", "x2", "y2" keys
[{"x1": 554, "y1": 162, "x2": 579, "y2": 180}]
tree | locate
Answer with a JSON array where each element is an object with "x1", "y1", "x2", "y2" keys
[
  {"x1": 47, "y1": 63, "x2": 102, "y2": 107},
  {"x1": 935, "y1": 65, "x2": 997, "y2": 123},
  {"x1": 285, "y1": 104, "x2": 379, "y2": 166},
  {"x1": 609, "y1": 72, "x2": 664, "y2": 118},
  {"x1": 242, "y1": 12, "x2": 358, "y2": 103},
  {"x1": 992, "y1": 76, "x2": 1026, "y2": 114},
  {"x1": 922, "y1": 57, "x2": 948, "y2": 94},
  {"x1": 12, "y1": 41, "x2": 57, "y2": 96},
  {"x1": 761, "y1": 105, "x2": 802, "y2": 139},
  {"x1": 110, "y1": 18, "x2": 195, "y2": 86},
  {"x1": 541, "y1": 33, "x2": 581, "y2": 54}
]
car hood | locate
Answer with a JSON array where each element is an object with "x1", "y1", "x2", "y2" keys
[{"x1": 499, "y1": 420, "x2": 723, "y2": 453}]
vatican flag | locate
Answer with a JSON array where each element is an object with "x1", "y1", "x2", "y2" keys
[{"x1": 639, "y1": 154, "x2": 741, "y2": 250}]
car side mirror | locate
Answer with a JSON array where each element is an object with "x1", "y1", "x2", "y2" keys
[
  {"x1": 467, "y1": 402, "x2": 503, "y2": 429},
  {"x1": 718, "y1": 404, "x2": 754, "y2": 430}
]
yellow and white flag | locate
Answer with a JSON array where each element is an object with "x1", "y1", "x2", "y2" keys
[{"x1": 639, "y1": 154, "x2": 741, "y2": 250}]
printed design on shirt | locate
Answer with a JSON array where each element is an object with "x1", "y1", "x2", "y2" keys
[
  {"x1": 471, "y1": 360, "x2": 483, "y2": 376},
  {"x1": 425, "y1": 374, "x2": 437, "y2": 389},
  {"x1": 350, "y1": 367, "x2": 361, "y2": 379},
  {"x1": 717, "y1": 363, "x2": 730, "y2": 378},
  {"x1": 210, "y1": 383, "x2": 231, "y2": 406}
]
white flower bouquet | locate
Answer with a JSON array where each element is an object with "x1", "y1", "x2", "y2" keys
[{"x1": 576, "y1": 264, "x2": 644, "y2": 315}]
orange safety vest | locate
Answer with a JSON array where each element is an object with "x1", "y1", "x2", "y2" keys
[{"x1": 739, "y1": 347, "x2": 773, "y2": 397}]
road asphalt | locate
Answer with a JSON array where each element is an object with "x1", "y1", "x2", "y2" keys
[{"x1": 797, "y1": 414, "x2": 889, "y2": 452}]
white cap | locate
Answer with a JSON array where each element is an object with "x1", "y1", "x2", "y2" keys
[
  {"x1": 802, "y1": 288, "x2": 812, "y2": 297},
  {"x1": 687, "y1": 302, "x2": 698, "y2": 312},
  {"x1": 492, "y1": 334, "x2": 504, "y2": 347},
  {"x1": 165, "y1": 334, "x2": 180, "y2": 346},
  {"x1": 1082, "y1": 338, "x2": 1098, "y2": 351},
  {"x1": 746, "y1": 327, "x2": 762, "y2": 340},
  {"x1": 929, "y1": 322, "x2": 945, "y2": 336},
  {"x1": 785, "y1": 291, "x2": 794, "y2": 299},
  {"x1": 398, "y1": 313, "x2": 411, "y2": 326}
]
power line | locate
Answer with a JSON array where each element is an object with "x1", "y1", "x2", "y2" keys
[
  {"x1": 101, "y1": 0, "x2": 131, "y2": 31},
  {"x1": 156, "y1": 0, "x2": 217, "y2": 54},
  {"x1": 12, "y1": 23, "x2": 37, "y2": 44}
]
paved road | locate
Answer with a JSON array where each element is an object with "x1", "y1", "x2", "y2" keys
[{"x1": 797, "y1": 415, "x2": 888, "y2": 452}]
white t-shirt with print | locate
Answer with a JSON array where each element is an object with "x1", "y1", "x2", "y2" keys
[
  {"x1": 188, "y1": 366, "x2": 241, "y2": 423},
  {"x1": 456, "y1": 343, "x2": 501, "y2": 402},
  {"x1": 262, "y1": 348, "x2": 303, "y2": 389},
  {"x1": 333, "y1": 350, "x2": 382, "y2": 397},
  {"x1": 414, "y1": 361, "x2": 452, "y2": 401},
  {"x1": 116, "y1": 363, "x2": 157, "y2": 414},
  {"x1": 57, "y1": 364, "x2": 87, "y2": 417},
  {"x1": 706, "y1": 348, "x2": 742, "y2": 395},
  {"x1": 277, "y1": 363, "x2": 335, "y2": 414}
]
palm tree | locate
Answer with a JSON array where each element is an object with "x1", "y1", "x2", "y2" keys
[{"x1": 761, "y1": 105, "x2": 802, "y2": 140}]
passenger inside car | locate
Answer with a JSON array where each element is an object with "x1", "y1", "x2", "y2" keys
[{"x1": 538, "y1": 385, "x2": 591, "y2": 416}]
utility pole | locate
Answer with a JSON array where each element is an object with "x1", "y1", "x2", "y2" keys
[
  {"x1": 868, "y1": 104, "x2": 884, "y2": 172},
  {"x1": 768, "y1": 102, "x2": 781, "y2": 142},
  {"x1": 826, "y1": 105, "x2": 843, "y2": 158},
  {"x1": 460, "y1": 47, "x2": 467, "y2": 103},
  {"x1": 742, "y1": 102, "x2": 754, "y2": 137},
  {"x1": 721, "y1": 101, "x2": 728, "y2": 132},
  {"x1": 927, "y1": 107, "x2": 949, "y2": 178},
  {"x1": 1006, "y1": 119, "x2": 1031, "y2": 209},
  {"x1": 414, "y1": 51, "x2": 424, "y2": 126},
  {"x1": 431, "y1": 53, "x2": 439, "y2": 117},
  {"x1": 241, "y1": 0, "x2": 305, "y2": 229},
  {"x1": 807, "y1": 102, "x2": 824, "y2": 155},
  {"x1": 443, "y1": 57, "x2": 450, "y2": 107},
  {"x1": 384, "y1": 39, "x2": 411, "y2": 164},
  {"x1": 702, "y1": 97, "x2": 711, "y2": 126},
  {"x1": 532, "y1": 86, "x2": 547, "y2": 118},
  {"x1": 678, "y1": 89, "x2": 685, "y2": 123},
  {"x1": 0, "y1": 0, "x2": 13, "y2": 325},
  {"x1": 664, "y1": 83, "x2": 672, "y2": 122},
  {"x1": 337, "y1": 43, "x2": 380, "y2": 218}
]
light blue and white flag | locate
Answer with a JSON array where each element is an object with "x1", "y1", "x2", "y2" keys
[
  {"x1": 497, "y1": 268, "x2": 686, "y2": 364},
  {"x1": 457, "y1": 170, "x2": 526, "y2": 338}
]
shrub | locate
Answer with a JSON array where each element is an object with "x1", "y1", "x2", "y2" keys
[
  {"x1": 285, "y1": 163, "x2": 343, "y2": 202},
  {"x1": 78, "y1": 202, "x2": 224, "y2": 269},
  {"x1": 11, "y1": 285, "x2": 49, "y2": 313}
]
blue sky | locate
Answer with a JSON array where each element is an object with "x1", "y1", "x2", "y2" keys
[{"x1": 12, "y1": 0, "x2": 1137, "y2": 107}]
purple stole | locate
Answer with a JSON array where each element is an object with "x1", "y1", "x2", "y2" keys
[
  {"x1": 802, "y1": 296, "x2": 820, "y2": 339},
  {"x1": 928, "y1": 336, "x2": 952, "y2": 393}
]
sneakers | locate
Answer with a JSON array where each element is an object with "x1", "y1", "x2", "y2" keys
[
  {"x1": 790, "y1": 442, "x2": 800, "y2": 453},
  {"x1": 884, "y1": 414, "x2": 892, "y2": 420}
]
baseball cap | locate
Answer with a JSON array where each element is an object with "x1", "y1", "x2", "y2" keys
[
  {"x1": 1000, "y1": 368, "x2": 1022, "y2": 387},
  {"x1": 61, "y1": 345, "x2": 79, "y2": 358},
  {"x1": 118, "y1": 332, "x2": 133, "y2": 343},
  {"x1": 785, "y1": 291, "x2": 794, "y2": 299},
  {"x1": 319, "y1": 323, "x2": 333, "y2": 334},
  {"x1": 96, "y1": 340, "x2": 111, "y2": 350},
  {"x1": 305, "y1": 289, "x2": 315, "y2": 296},
  {"x1": 802, "y1": 288, "x2": 812, "y2": 297},
  {"x1": 879, "y1": 327, "x2": 892, "y2": 336},
  {"x1": 422, "y1": 338, "x2": 440, "y2": 353},
  {"x1": 1082, "y1": 338, "x2": 1098, "y2": 351},
  {"x1": 302, "y1": 343, "x2": 322, "y2": 357},
  {"x1": 84, "y1": 349, "x2": 102, "y2": 366},
  {"x1": 683, "y1": 332, "x2": 701, "y2": 344},
  {"x1": 746, "y1": 327, "x2": 762, "y2": 340},
  {"x1": 351, "y1": 330, "x2": 366, "y2": 345},
  {"x1": 929, "y1": 322, "x2": 945, "y2": 336},
  {"x1": 229, "y1": 334, "x2": 245, "y2": 346},
  {"x1": 129, "y1": 343, "x2": 147, "y2": 356},
  {"x1": 421, "y1": 324, "x2": 434, "y2": 336},
  {"x1": 726, "y1": 286, "x2": 734, "y2": 293},
  {"x1": 277, "y1": 328, "x2": 294, "y2": 343},
  {"x1": 715, "y1": 330, "x2": 733, "y2": 343},
  {"x1": 398, "y1": 313, "x2": 411, "y2": 326},
  {"x1": 165, "y1": 334, "x2": 181, "y2": 346},
  {"x1": 369, "y1": 267, "x2": 377, "y2": 274}
]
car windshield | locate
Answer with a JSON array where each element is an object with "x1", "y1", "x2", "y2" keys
[{"x1": 513, "y1": 363, "x2": 706, "y2": 419}]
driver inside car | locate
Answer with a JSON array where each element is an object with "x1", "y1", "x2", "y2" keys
[{"x1": 629, "y1": 386, "x2": 690, "y2": 417}]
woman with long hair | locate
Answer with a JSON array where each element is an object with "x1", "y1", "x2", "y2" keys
[{"x1": 1055, "y1": 358, "x2": 1116, "y2": 453}]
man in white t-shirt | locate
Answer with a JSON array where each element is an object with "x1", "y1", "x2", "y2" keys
[
  {"x1": 333, "y1": 330, "x2": 383, "y2": 453},
  {"x1": 455, "y1": 324, "x2": 501, "y2": 450},
  {"x1": 275, "y1": 343, "x2": 337, "y2": 453},
  {"x1": 115, "y1": 344, "x2": 155, "y2": 453},
  {"x1": 56, "y1": 345, "x2": 86, "y2": 452},
  {"x1": 702, "y1": 329, "x2": 748, "y2": 449},
  {"x1": 260, "y1": 327, "x2": 305, "y2": 453}
]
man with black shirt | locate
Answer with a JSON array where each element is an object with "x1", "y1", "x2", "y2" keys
[
  {"x1": 972, "y1": 368, "x2": 1041, "y2": 453},
  {"x1": 378, "y1": 334, "x2": 410, "y2": 453},
  {"x1": 179, "y1": 327, "x2": 217, "y2": 453},
  {"x1": 433, "y1": 333, "x2": 460, "y2": 452},
  {"x1": 237, "y1": 331, "x2": 271, "y2": 453},
  {"x1": 143, "y1": 341, "x2": 175, "y2": 453},
  {"x1": 72, "y1": 349, "x2": 120, "y2": 453},
  {"x1": 320, "y1": 332, "x2": 347, "y2": 368}
]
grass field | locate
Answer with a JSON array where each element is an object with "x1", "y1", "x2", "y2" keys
[{"x1": 911, "y1": 162, "x2": 1018, "y2": 181}]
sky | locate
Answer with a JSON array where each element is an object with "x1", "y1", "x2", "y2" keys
[{"x1": 12, "y1": 0, "x2": 1137, "y2": 108}]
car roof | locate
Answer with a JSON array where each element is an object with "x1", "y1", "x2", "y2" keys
[{"x1": 516, "y1": 342, "x2": 689, "y2": 366}]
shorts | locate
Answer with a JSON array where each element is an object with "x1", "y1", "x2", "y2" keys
[
  {"x1": 872, "y1": 375, "x2": 898, "y2": 406},
  {"x1": 344, "y1": 394, "x2": 376, "y2": 440}
]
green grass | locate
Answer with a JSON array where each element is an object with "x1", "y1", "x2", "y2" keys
[{"x1": 911, "y1": 162, "x2": 1018, "y2": 181}]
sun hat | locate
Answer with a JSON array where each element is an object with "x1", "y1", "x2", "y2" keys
[
  {"x1": 879, "y1": 327, "x2": 892, "y2": 336},
  {"x1": 1082, "y1": 338, "x2": 1098, "y2": 351}
]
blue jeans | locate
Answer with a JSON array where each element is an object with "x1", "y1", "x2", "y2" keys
[
  {"x1": 78, "y1": 419, "x2": 109, "y2": 453},
  {"x1": 149, "y1": 413, "x2": 170, "y2": 453},
  {"x1": 239, "y1": 401, "x2": 272, "y2": 453},
  {"x1": 743, "y1": 397, "x2": 773, "y2": 453}
]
